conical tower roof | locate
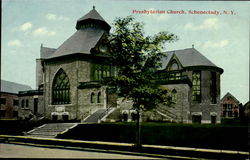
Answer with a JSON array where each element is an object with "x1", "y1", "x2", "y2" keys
[
  {"x1": 46, "y1": 7, "x2": 110, "y2": 59},
  {"x1": 76, "y1": 6, "x2": 111, "y2": 31}
]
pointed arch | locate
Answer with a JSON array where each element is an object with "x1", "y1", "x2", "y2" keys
[
  {"x1": 171, "y1": 89, "x2": 177, "y2": 103},
  {"x1": 91, "y1": 92, "x2": 95, "y2": 103},
  {"x1": 97, "y1": 92, "x2": 101, "y2": 103},
  {"x1": 52, "y1": 69, "x2": 70, "y2": 105},
  {"x1": 169, "y1": 59, "x2": 179, "y2": 71}
]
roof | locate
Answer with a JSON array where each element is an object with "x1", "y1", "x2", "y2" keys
[
  {"x1": 1, "y1": 80, "x2": 32, "y2": 94},
  {"x1": 48, "y1": 28, "x2": 105, "y2": 59},
  {"x1": 221, "y1": 92, "x2": 240, "y2": 103},
  {"x1": 40, "y1": 46, "x2": 56, "y2": 58},
  {"x1": 76, "y1": 7, "x2": 111, "y2": 31},
  {"x1": 77, "y1": 6, "x2": 106, "y2": 22},
  {"x1": 160, "y1": 48, "x2": 222, "y2": 72}
]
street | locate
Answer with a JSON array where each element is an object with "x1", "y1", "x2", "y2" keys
[{"x1": 0, "y1": 143, "x2": 162, "y2": 159}]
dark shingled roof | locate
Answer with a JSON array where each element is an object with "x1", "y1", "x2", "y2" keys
[
  {"x1": 76, "y1": 7, "x2": 111, "y2": 30},
  {"x1": 45, "y1": 7, "x2": 110, "y2": 59},
  {"x1": 1, "y1": 80, "x2": 32, "y2": 94},
  {"x1": 221, "y1": 92, "x2": 240, "y2": 103},
  {"x1": 48, "y1": 28, "x2": 105, "y2": 59},
  {"x1": 160, "y1": 48, "x2": 221, "y2": 71},
  {"x1": 40, "y1": 46, "x2": 56, "y2": 59},
  {"x1": 77, "y1": 7, "x2": 106, "y2": 22}
]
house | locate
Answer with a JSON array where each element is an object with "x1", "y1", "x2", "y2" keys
[
  {"x1": 220, "y1": 92, "x2": 240, "y2": 118},
  {"x1": 0, "y1": 80, "x2": 32, "y2": 119},
  {"x1": 20, "y1": 7, "x2": 224, "y2": 124}
]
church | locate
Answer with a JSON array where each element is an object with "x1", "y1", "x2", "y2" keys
[{"x1": 18, "y1": 7, "x2": 223, "y2": 124}]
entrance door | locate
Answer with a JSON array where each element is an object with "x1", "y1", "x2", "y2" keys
[
  {"x1": 211, "y1": 116, "x2": 216, "y2": 124},
  {"x1": 192, "y1": 115, "x2": 201, "y2": 123},
  {"x1": 34, "y1": 98, "x2": 38, "y2": 114}
]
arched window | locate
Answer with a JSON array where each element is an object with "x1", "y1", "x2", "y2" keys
[
  {"x1": 91, "y1": 92, "x2": 95, "y2": 103},
  {"x1": 171, "y1": 89, "x2": 177, "y2": 103},
  {"x1": 192, "y1": 71, "x2": 201, "y2": 103},
  {"x1": 97, "y1": 92, "x2": 101, "y2": 103},
  {"x1": 21, "y1": 100, "x2": 25, "y2": 108},
  {"x1": 169, "y1": 60, "x2": 179, "y2": 70},
  {"x1": 26, "y1": 99, "x2": 29, "y2": 108},
  {"x1": 52, "y1": 69, "x2": 70, "y2": 105},
  {"x1": 98, "y1": 70, "x2": 102, "y2": 80}
]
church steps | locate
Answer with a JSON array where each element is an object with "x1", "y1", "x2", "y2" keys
[{"x1": 26, "y1": 123, "x2": 78, "y2": 138}]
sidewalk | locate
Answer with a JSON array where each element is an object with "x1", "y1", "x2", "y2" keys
[{"x1": 0, "y1": 135, "x2": 248, "y2": 159}]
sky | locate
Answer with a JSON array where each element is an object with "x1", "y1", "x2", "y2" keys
[{"x1": 1, "y1": 0, "x2": 249, "y2": 104}]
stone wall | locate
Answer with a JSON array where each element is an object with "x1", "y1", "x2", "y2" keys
[
  {"x1": 44, "y1": 58, "x2": 81, "y2": 120},
  {"x1": 78, "y1": 87, "x2": 106, "y2": 121},
  {"x1": 43, "y1": 58, "x2": 109, "y2": 120},
  {"x1": 160, "y1": 83, "x2": 191, "y2": 123},
  {"x1": 36, "y1": 59, "x2": 43, "y2": 89},
  {"x1": 189, "y1": 70, "x2": 221, "y2": 123}
]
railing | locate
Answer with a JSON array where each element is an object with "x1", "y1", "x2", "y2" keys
[
  {"x1": 98, "y1": 103, "x2": 117, "y2": 122},
  {"x1": 157, "y1": 106, "x2": 178, "y2": 120},
  {"x1": 156, "y1": 75, "x2": 192, "y2": 86}
]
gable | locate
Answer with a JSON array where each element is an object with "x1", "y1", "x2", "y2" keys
[{"x1": 165, "y1": 53, "x2": 183, "y2": 71}]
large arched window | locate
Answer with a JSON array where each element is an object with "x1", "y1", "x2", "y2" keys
[{"x1": 52, "y1": 69, "x2": 70, "y2": 105}]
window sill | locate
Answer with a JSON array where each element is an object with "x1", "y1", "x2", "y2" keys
[{"x1": 48, "y1": 104, "x2": 73, "y2": 107}]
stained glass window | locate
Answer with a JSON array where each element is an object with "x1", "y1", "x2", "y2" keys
[
  {"x1": 93, "y1": 64, "x2": 113, "y2": 81},
  {"x1": 192, "y1": 71, "x2": 201, "y2": 103},
  {"x1": 171, "y1": 89, "x2": 177, "y2": 103},
  {"x1": 52, "y1": 69, "x2": 70, "y2": 104},
  {"x1": 211, "y1": 72, "x2": 217, "y2": 104}
]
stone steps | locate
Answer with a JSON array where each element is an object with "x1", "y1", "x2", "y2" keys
[
  {"x1": 83, "y1": 108, "x2": 114, "y2": 123},
  {"x1": 26, "y1": 123, "x2": 77, "y2": 138}
]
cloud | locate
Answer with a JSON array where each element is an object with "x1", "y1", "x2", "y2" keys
[
  {"x1": 202, "y1": 40, "x2": 229, "y2": 49},
  {"x1": 46, "y1": 13, "x2": 69, "y2": 21},
  {"x1": 32, "y1": 27, "x2": 56, "y2": 36},
  {"x1": 7, "y1": 40, "x2": 23, "y2": 47},
  {"x1": 184, "y1": 18, "x2": 221, "y2": 30},
  {"x1": 20, "y1": 22, "x2": 33, "y2": 31},
  {"x1": 46, "y1": 14, "x2": 57, "y2": 20}
]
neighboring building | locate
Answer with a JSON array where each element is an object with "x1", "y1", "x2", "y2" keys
[
  {"x1": 0, "y1": 80, "x2": 32, "y2": 119},
  {"x1": 243, "y1": 101, "x2": 249, "y2": 119},
  {"x1": 24, "y1": 7, "x2": 224, "y2": 124},
  {"x1": 220, "y1": 92, "x2": 240, "y2": 118},
  {"x1": 18, "y1": 90, "x2": 44, "y2": 120}
]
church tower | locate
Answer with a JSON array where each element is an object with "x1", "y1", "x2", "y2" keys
[{"x1": 38, "y1": 7, "x2": 114, "y2": 121}]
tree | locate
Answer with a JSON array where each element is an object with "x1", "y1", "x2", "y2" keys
[{"x1": 102, "y1": 16, "x2": 178, "y2": 147}]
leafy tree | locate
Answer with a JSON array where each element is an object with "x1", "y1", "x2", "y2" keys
[{"x1": 103, "y1": 16, "x2": 178, "y2": 147}]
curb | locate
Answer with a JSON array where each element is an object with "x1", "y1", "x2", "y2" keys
[{"x1": 0, "y1": 135, "x2": 248, "y2": 159}]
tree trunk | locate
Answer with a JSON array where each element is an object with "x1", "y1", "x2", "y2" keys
[{"x1": 135, "y1": 108, "x2": 141, "y2": 148}]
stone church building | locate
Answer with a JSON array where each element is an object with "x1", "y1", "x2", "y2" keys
[{"x1": 18, "y1": 7, "x2": 223, "y2": 124}]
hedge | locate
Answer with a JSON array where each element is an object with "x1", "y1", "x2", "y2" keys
[{"x1": 57, "y1": 122, "x2": 248, "y2": 151}]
